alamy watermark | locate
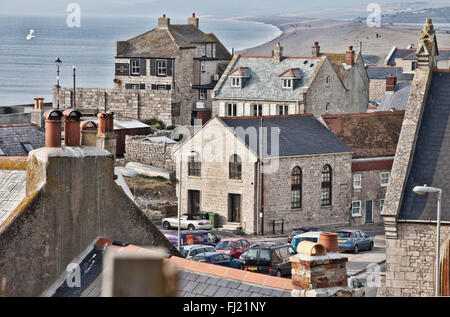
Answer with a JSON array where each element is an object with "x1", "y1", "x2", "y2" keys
[
  {"x1": 67, "y1": 3, "x2": 81, "y2": 28},
  {"x1": 367, "y1": 3, "x2": 382, "y2": 28}
]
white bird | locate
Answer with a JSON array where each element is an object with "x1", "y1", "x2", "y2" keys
[{"x1": 26, "y1": 29, "x2": 35, "y2": 40}]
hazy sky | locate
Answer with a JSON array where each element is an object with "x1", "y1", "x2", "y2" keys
[{"x1": 2, "y1": 0, "x2": 449, "y2": 17}]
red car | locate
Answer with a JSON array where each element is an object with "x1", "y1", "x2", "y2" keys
[{"x1": 215, "y1": 238, "x2": 250, "y2": 259}]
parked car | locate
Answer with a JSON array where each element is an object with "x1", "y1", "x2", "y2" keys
[
  {"x1": 162, "y1": 213, "x2": 212, "y2": 231},
  {"x1": 239, "y1": 241, "x2": 284, "y2": 261},
  {"x1": 179, "y1": 244, "x2": 216, "y2": 259},
  {"x1": 287, "y1": 227, "x2": 323, "y2": 243},
  {"x1": 290, "y1": 231, "x2": 327, "y2": 252},
  {"x1": 215, "y1": 238, "x2": 250, "y2": 259},
  {"x1": 243, "y1": 243, "x2": 296, "y2": 277},
  {"x1": 191, "y1": 252, "x2": 244, "y2": 269},
  {"x1": 348, "y1": 275, "x2": 366, "y2": 297},
  {"x1": 164, "y1": 231, "x2": 221, "y2": 247},
  {"x1": 337, "y1": 229, "x2": 374, "y2": 254}
]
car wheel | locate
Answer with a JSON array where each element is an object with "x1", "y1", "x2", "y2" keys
[
  {"x1": 163, "y1": 221, "x2": 170, "y2": 230},
  {"x1": 276, "y1": 269, "x2": 282, "y2": 277},
  {"x1": 353, "y1": 244, "x2": 359, "y2": 254},
  {"x1": 369, "y1": 242, "x2": 374, "y2": 251},
  {"x1": 188, "y1": 224, "x2": 195, "y2": 231}
]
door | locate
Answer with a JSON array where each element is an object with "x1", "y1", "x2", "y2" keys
[
  {"x1": 229, "y1": 194, "x2": 241, "y2": 223},
  {"x1": 188, "y1": 190, "x2": 201, "y2": 215},
  {"x1": 365, "y1": 200, "x2": 373, "y2": 223}
]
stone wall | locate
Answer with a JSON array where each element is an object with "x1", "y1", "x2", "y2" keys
[
  {"x1": 383, "y1": 222, "x2": 450, "y2": 297},
  {"x1": 125, "y1": 135, "x2": 176, "y2": 170},
  {"x1": 0, "y1": 113, "x2": 31, "y2": 125},
  {"x1": 369, "y1": 79, "x2": 387, "y2": 101}
]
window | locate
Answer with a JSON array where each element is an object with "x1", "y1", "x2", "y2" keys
[
  {"x1": 201, "y1": 64, "x2": 206, "y2": 72},
  {"x1": 325, "y1": 103, "x2": 331, "y2": 112},
  {"x1": 291, "y1": 167, "x2": 302, "y2": 209},
  {"x1": 380, "y1": 199, "x2": 385, "y2": 212},
  {"x1": 199, "y1": 89, "x2": 207, "y2": 100},
  {"x1": 188, "y1": 152, "x2": 201, "y2": 177},
  {"x1": 227, "y1": 103, "x2": 237, "y2": 116},
  {"x1": 252, "y1": 104, "x2": 263, "y2": 116},
  {"x1": 229, "y1": 154, "x2": 242, "y2": 180},
  {"x1": 231, "y1": 77, "x2": 241, "y2": 88},
  {"x1": 325, "y1": 76, "x2": 330, "y2": 86},
  {"x1": 277, "y1": 105, "x2": 289, "y2": 115},
  {"x1": 352, "y1": 201, "x2": 362, "y2": 216},
  {"x1": 282, "y1": 79, "x2": 292, "y2": 89},
  {"x1": 131, "y1": 84, "x2": 140, "y2": 90},
  {"x1": 353, "y1": 174, "x2": 362, "y2": 189},
  {"x1": 259, "y1": 249, "x2": 271, "y2": 261},
  {"x1": 157, "y1": 60, "x2": 167, "y2": 76},
  {"x1": 321, "y1": 165, "x2": 332, "y2": 206},
  {"x1": 380, "y1": 172, "x2": 390, "y2": 187},
  {"x1": 0, "y1": 148, "x2": 5, "y2": 156},
  {"x1": 21, "y1": 142, "x2": 33, "y2": 153},
  {"x1": 131, "y1": 60, "x2": 140, "y2": 75}
]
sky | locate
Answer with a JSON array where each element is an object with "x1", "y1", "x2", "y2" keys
[{"x1": 1, "y1": 0, "x2": 449, "y2": 17}]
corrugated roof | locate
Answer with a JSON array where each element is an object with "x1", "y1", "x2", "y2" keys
[{"x1": 398, "y1": 71, "x2": 450, "y2": 221}]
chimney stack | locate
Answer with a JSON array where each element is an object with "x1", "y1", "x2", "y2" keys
[
  {"x1": 386, "y1": 74, "x2": 397, "y2": 92},
  {"x1": 63, "y1": 109, "x2": 82, "y2": 146},
  {"x1": 346, "y1": 46, "x2": 355, "y2": 66},
  {"x1": 97, "y1": 112, "x2": 117, "y2": 156},
  {"x1": 273, "y1": 42, "x2": 283, "y2": 62},
  {"x1": 80, "y1": 121, "x2": 98, "y2": 146},
  {"x1": 34, "y1": 98, "x2": 44, "y2": 110},
  {"x1": 188, "y1": 12, "x2": 199, "y2": 28},
  {"x1": 43, "y1": 110, "x2": 63, "y2": 147},
  {"x1": 158, "y1": 14, "x2": 170, "y2": 29},
  {"x1": 312, "y1": 42, "x2": 320, "y2": 57}
]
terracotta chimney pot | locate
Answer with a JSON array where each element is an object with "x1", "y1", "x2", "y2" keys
[
  {"x1": 319, "y1": 232, "x2": 339, "y2": 252},
  {"x1": 63, "y1": 109, "x2": 82, "y2": 146},
  {"x1": 97, "y1": 112, "x2": 108, "y2": 134},
  {"x1": 43, "y1": 110, "x2": 63, "y2": 147},
  {"x1": 346, "y1": 46, "x2": 355, "y2": 66}
]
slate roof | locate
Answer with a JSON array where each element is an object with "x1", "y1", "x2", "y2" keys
[
  {"x1": 398, "y1": 71, "x2": 450, "y2": 221},
  {"x1": 321, "y1": 111, "x2": 405, "y2": 159},
  {"x1": 0, "y1": 124, "x2": 45, "y2": 156},
  {"x1": 221, "y1": 115, "x2": 352, "y2": 158},
  {"x1": 378, "y1": 81, "x2": 412, "y2": 111},
  {"x1": 386, "y1": 48, "x2": 450, "y2": 66},
  {"x1": 366, "y1": 66, "x2": 414, "y2": 81},
  {"x1": 0, "y1": 169, "x2": 26, "y2": 225},
  {"x1": 215, "y1": 56, "x2": 323, "y2": 101},
  {"x1": 116, "y1": 24, "x2": 231, "y2": 60}
]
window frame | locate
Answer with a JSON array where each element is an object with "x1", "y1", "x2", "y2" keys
[
  {"x1": 156, "y1": 59, "x2": 167, "y2": 76},
  {"x1": 188, "y1": 152, "x2": 201, "y2": 177},
  {"x1": 282, "y1": 78, "x2": 292, "y2": 89},
  {"x1": 291, "y1": 166, "x2": 302, "y2": 209},
  {"x1": 277, "y1": 104, "x2": 289, "y2": 115},
  {"x1": 352, "y1": 200, "x2": 362, "y2": 216},
  {"x1": 380, "y1": 172, "x2": 390, "y2": 187},
  {"x1": 229, "y1": 154, "x2": 242, "y2": 180},
  {"x1": 353, "y1": 173, "x2": 362, "y2": 189},
  {"x1": 227, "y1": 103, "x2": 237, "y2": 117},
  {"x1": 252, "y1": 104, "x2": 263, "y2": 116},
  {"x1": 380, "y1": 199, "x2": 385, "y2": 212},
  {"x1": 230, "y1": 77, "x2": 241, "y2": 88},
  {"x1": 321, "y1": 164, "x2": 332, "y2": 206},
  {"x1": 199, "y1": 89, "x2": 207, "y2": 100},
  {"x1": 130, "y1": 59, "x2": 140, "y2": 75}
]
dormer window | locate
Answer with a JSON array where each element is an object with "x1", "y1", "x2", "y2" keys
[
  {"x1": 228, "y1": 67, "x2": 250, "y2": 88},
  {"x1": 282, "y1": 79, "x2": 292, "y2": 89},
  {"x1": 231, "y1": 77, "x2": 241, "y2": 88}
]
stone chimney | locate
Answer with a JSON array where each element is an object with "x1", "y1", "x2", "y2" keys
[
  {"x1": 43, "y1": 109, "x2": 63, "y2": 148},
  {"x1": 97, "y1": 112, "x2": 117, "y2": 156},
  {"x1": 80, "y1": 121, "x2": 98, "y2": 146},
  {"x1": 158, "y1": 14, "x2": 170, "y2": 29},
  {"x1": 63, "y1": 109, "x2": 82, "y2": 147},
  {"x1": 346, "y1": 46, "x2": 355, "y2": 66},
  {"x1": 188, "y1": 12, "x2": 199, "y2": 28},
  {"x1": 386, "y1": 74, "x2": 397, "y2": 93},
  {"x1": 312, "y1": 42, "x2": 320, "y2": 57},
  {"x1": 273, "y1": 42, "x2": 283, "y2": 62},
  {"x1": 31, "y1": 98, "x2": 45, "y2": 129},
  {"x1": 416, "y1": 18, "x2": 439, "y2": 69}
]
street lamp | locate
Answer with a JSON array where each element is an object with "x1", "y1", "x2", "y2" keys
[
  {"x1": 73, "y1": 65, "x2": 76, "y2": 108},
  {"x1": 55, "y1": 58, "x2": 62, "y2": 109},
  {"x1": 413, "y1": 184, "x2": 442, "y2": 297}
]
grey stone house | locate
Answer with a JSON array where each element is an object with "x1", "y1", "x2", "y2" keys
[
  {"x1": 173, "y1": 114, "x2": 353, "y2": 235},
  {"x1": 381, "y1": 19, "x2": 450, "y2": 297},
  {"x1": 211, "y1": 42, "x2": 369, "y2": 118},
  {"x1": 55, "y1": 14, "x2": 231, "y2": 126}
]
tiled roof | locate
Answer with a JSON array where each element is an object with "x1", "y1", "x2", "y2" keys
[
  {"x1": 378, "y1": 81, "x2": 412, "y2": 111},
  {"x1": 215, "y1": 56, "x2": 322, "y2": 101},
  {"x1": 0, "y1": 124, "x2": 45, "y2": 156},
  {"x1": 221, "y1": 115, "x2": 352, "y2": 158},
  {"x1": 0, "y1": 169, "x2": 26, "y2": 226},
  {"x1": 366, "y1": 66, "x2": 414, "y2": 81},
  {"x1": 321, "y1": 111, "x2": 405, "y2": 159},
  {"x1": 398, "y1": 71, "x2": 450, "y2": 221}
]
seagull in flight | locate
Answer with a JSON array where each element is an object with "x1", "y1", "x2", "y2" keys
[{"x1": 26, "y1": 29, "x2": 35, "y2": 40}]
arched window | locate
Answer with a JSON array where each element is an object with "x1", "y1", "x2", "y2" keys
[
  {"x1": 321, "y1": 165, "x2": 332, "y2": 206},
  {"x1": 291, "y1": 167, "x2": 302, "y2": 209},
  {"x1": 229, "y1": 154, "x2": 242, "y2": 180},
  {"x1": 188, "y1": 152, "x2": 201, "y2": 176}
]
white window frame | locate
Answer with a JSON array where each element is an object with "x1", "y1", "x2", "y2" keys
[
  {"x1": 282, "y1": 78, "x2": 292, "y2": 89},
  {"x1": 156, "y1": 59, "x2": 167, "y2": 76},
  {"x1": 199, "y1": 89, "x2": 207, "y2": 100},
  {"x1": 227, "y1": 103, "x2": 237, "y2": 116},
  {"x1": 277, "y1": 104, "x2": 289, "y2": 115},
  {"x1": 352, "y1": 200, "x2": 362, "y2": 217},
  {"x1": 230, "y1": 77, "x2": 241, "y2": 88},
  {"x1": 353, "y1": 174, "x2": 362, "y2": 189},
  {"x1": 380, "y1": 172, "x2": 390, "y2": 187},
  {"x1": 131, "y1": 60, "x2": 140, "y2": 75},
  {"x1": 252, "y1": 104, "x2": 263, "y2": 116},
  {"x1": 380, "y1": 199, "x2": 385, "y2": 212}
]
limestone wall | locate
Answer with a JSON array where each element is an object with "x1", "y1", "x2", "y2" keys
[{"x1": 125, "y1": 135, "x2": 176, "y2": 170}]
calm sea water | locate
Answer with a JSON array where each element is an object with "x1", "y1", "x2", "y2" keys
[{"x1": 0, "y1": 14, "x2": 281, "y2": 107}]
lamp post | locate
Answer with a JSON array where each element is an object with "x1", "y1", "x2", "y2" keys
[
  {"x1": 177, "y1": 152, "x2": 195, "y2": 251},
  {"x1": 55, "y1": 58, "x2": 62, "y2": 109},
  {"x1": 413, "y1": 185, "x2": 442, "y2": 297},
  {"x1": 73, "y1": 65, "x2": 76, "y2": 108}
]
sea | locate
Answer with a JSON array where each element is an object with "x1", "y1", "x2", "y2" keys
[{"x1": 0, "y1": 14, "x2": 281, "y2": 107}]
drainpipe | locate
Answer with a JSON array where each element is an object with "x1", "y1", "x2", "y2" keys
[{"x1": 259, "y1": 117, "x2": 264, "y2": 235}]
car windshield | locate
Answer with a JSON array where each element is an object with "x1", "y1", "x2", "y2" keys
[
  {"x1": 337, "y1": 232, "x2": 353, "y2": 238},
  {"x1": 193, "y1": 256, "x2": 211, "y2": 263},
  {"x1": 216, "y1": 241, "x2": 235, "y2": 250},
  {"x1": 246, "y1": 249, "x2": 258, "y2": 260}
]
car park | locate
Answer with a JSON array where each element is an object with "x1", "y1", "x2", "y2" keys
[
  {"x1": 287, "y1": 227, "x2": 323, "y2": 243},
  {"x1": 179, "y1": 244, "x2": 216, "y2": 259},
  {"x1": 243, "y1": 243, "x2": 296, "y2": 277},
  {"x1": 215, "y1": 238, "x2": 250, "y2": 259},
  {"x1": 162, "y1": 213, "x2": 212, "y2": 230},
  {"x1": 337, "y1": 229, "x2": 374, "y2": 254},
  {"x1": 191, "y1": 252, "x2": 244, "y2": 269},
  {"x1": 164, "y1": 231, "x2": 221, "y2": 247}
]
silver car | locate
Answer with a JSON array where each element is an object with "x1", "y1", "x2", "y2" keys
[
  {"x1": 179, "y1": 245, "x2": 216, "y2": 259},
  {"x1": 162, "y1": 213, "x2": 212, "y2": 230}
]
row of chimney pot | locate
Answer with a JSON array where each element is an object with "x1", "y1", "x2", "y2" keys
[
  {"x1": 311, "y1": 42, "x2": 355, "y2": 66},
  {"x1": 42, "y1": 110, "x2": 114, "y2": 147}
]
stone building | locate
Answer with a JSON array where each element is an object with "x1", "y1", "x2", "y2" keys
[
  {"x1": 55, "y1": 13, "x2": 231, "y2": 126},
  {"x1": 366, "y1": 66, "x2": 413, "y2": 102},
  {"x1": 381, "y1": 19, "x2": 450, "y2": 297},
  {"x1": 211, "y1": 42, "x2": 369, "y2": 118},
  {"x1": 173, "y1": 115, "x2": 353, "y2": 235},
  {"x1": 321, "y1": 111, "x2": 405, "y2": 226},
  {"x1": 385, "y1": 45, "x2": 450, "y2": 71}
]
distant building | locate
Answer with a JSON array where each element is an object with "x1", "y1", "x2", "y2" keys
[
  {"x1": 211, "y1": 42, "x2": 369, "y2": 118},
  {"x1": 385, "y1": 45, "x2": 450, "y2": 71},
  {"x1": 366, "y1": 66, "x2": 413, "y2": 102}
]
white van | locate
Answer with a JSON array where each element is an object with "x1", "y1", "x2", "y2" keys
[{"x1": 291, "y1": 231, "x2": 324, "y2": 251}]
